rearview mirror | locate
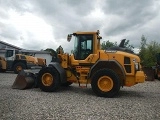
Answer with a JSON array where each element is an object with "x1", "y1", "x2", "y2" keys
[{"x1": 67, "y1": 34, "x2": 72, "y2": 42}]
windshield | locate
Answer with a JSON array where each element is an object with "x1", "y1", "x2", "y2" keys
[{"x1": 5, "y1": 50, "x2": 14, "y2": 57}]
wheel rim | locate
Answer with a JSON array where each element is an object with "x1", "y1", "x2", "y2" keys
[
  {"x1": 16, "y1": 66, "x2": 22, "y2": 71},
  {"x1": 98, "y1": 76, "x2": 113, "y2": 92},
  {"x1": 42, "y1": 73, "x2": 53, "y2": 86}
]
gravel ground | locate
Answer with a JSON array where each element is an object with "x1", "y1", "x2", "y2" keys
[{"x1": 0, "y1": 72, "x2": 160, "y2": 120}]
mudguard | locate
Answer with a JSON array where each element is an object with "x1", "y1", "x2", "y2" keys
[
  {"x1": 89, "y1": 60, "x2": 126, "y2": 82},
  {"x1": 48, "y1": 62, "x2": 67, "y2": 83}
]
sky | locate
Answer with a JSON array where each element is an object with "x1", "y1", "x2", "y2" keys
[{"x1": 0, "y1": 0, "x2": 160, "y2": 53}]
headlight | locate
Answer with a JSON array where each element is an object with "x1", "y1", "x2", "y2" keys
[{"x1": 135, "y1": 63, "x2": 139, "y2": 71}]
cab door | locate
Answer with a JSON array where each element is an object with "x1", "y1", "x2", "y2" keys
[
  {"x1": 5, "y1": 50, "x2": 15, "y2": 61},
  {"x1": 74, "y1": 34, "x2": 93, "y2": 60},
  {"x1": 5, "y1": 49, "x2": 18, "y2": 69}
]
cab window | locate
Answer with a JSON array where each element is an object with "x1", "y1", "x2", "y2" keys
[
  {"x1": 6, "y1": 50, "x2": 14, "y2": 57},
  {"x1": 73, "y1": 34, "x2": 93, "y2": 60}
]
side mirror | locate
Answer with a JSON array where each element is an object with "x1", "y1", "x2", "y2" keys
[
  {"x1": 97, "y1": 36, "x2": 102, "y2": 40},
  {"x1": 67, "y1": 34, "x2": 72, "y2": 42}
]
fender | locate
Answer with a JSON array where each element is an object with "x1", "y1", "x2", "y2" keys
[
  {"x1": 89, "y1": 60, "x2": 126, "y2": 82},
  {"x1": 48, "y1": 62, "x2": 67, "y2": 83}
]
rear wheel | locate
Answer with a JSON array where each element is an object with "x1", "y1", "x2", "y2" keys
[
  {"x1": 13, "y1": 62, "x2": 26, "y2": 74},
  {"x1": 91, "y1": 68, "x2": 120, "y2": 98},
  {"x1": 38, "y1": 67, "x2": 60, "y2": 92}
]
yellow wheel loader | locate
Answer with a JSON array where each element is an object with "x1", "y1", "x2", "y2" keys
[
  {"x1": 13, "y1": 30, "x2": 145, "y2": 97},
  {"x1": 0, "y1": 56, "x2": 6, "y2": 72},
  {"x1": 4, "y1": 49, "x2": 46, "y2": 74}
]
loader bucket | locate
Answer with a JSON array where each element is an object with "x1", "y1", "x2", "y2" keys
[
  {"x1": 142, "y1": 67, "x2": 154, "y2": 81},
  {"x1": 12, "y1": 70, "x2": 36, "y2": 90}
]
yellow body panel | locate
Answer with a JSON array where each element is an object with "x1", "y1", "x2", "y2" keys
[
  {"x1": 2, "y1": 61, "x2": 6, "y2": 69},
  {"x1": 69, "y1": 54, "x2": 99, "y2": 66},
  {"x1": 125, "y1": 76, "x2": 136, "y2": 86},
  {"x1": 37, "y1": 58, "x2": 46, "y2": 66},
  {"x1": 16, "y1": 54, "x2": 46, "y2": 66},
  {"x1": 124, "y1": 71, "x2": 145, "y2": 86},
  {"x1": 135, "y1": 71, "x2": 145, "y2": 83},
  {"x1": 16, "y1": 54, "x2": 38, "y2": 65},
  {"x1": 59, "y1": 54, "x2": 68, "y2": 68},
  {"x1": 66, "y1": 70, "x2": 77, "y2": 82},
  {"x1": 25, "y1": 55, "x2": 38, "y2": 65},
  {"x1": 64, "y1": 49, "x2": 145, "y2": 87}
]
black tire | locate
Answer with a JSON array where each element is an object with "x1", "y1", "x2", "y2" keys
[
  {"x1": 27, "y1": 72, "x2": 39, "y2": 88},
  {"x1": 37, "y1": 67, "x2": 60, "y2": 92},
  {"x1": 13, "y1": 62, "x2": 26, "y2": 74},
  {"x1": 61, "y1": 81, "x2": 73, "y2": 87},
  {"x1": 91, "y1": 68, "x2": 120, "y2": 98}
]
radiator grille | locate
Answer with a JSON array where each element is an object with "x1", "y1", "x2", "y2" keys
[{"x1": 124, "y1": 57, "x2": 131, "y2": 73}]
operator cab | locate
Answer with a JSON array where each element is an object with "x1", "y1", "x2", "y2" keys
[{"x1": 67, "y1": 30, "x2": 102, "y2": 61}]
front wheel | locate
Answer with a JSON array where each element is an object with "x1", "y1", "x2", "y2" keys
[
  {"x1": 38, "y1": 67, "x2": 60, "y2": 92},
  {"x1": 13, "y1": 62, "x2": 26, "y2": 74},
  {"x1": 91, "y1": 68, "x2": 120, "y2": 98}
]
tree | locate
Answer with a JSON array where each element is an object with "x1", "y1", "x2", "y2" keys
[
  {"x1": 139, "y1": 35, "x2": 147, "y2": 66},
  {"x1": 101, "y1": 40, "x2": 117, "y2": 50},
  {"x1": 146, "y1": 41, "x2": 160, "y2": 67},
  {"x1": 101, "y1": 39, "x2": 134, "y2": 51},
  {"x1": 139, "y1": 35, "x2": 160, "y2": 67},
  {"x1": 45, "y1": 48, "x2": 57, "y2": 57}
]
